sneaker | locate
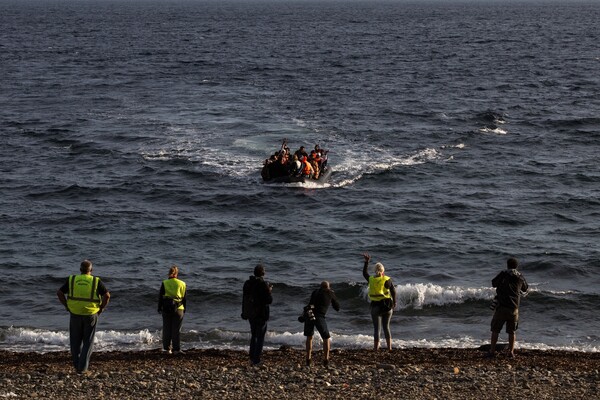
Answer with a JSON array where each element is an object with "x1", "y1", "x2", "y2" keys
[
  {"x1": 173, "y1": 350, "x2": 185, "y2": 355},
  {"x1": 323, "y1": 359, "x2": 329, "y2": 368},
  {"x1": 162, "y1": 348, "x2": 172, "y2": 354}
]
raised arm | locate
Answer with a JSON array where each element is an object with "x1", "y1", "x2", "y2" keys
[{"x1": 362, "y1": 252, "x2": 371, "y2": 281}]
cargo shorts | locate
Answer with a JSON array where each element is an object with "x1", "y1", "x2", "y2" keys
[
  {"x1": 491, "y1": 305, "x2": 519, "y2": 334},
  {"x1": 304, "y1": 315, "x2": 330, "y2": 340}
]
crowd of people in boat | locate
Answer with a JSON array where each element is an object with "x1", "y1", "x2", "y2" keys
[{"x1": 261, "y1": 139, "x2": 329, "y2": 181}]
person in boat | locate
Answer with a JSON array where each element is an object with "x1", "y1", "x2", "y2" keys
[
  {"x1": 315, "y1": 144, "x2": 329, "y2": 171},
  {"x1": 301, "y1": 155, "x2": 314, "y2": 179},
  {"x1": 261, "y1": 154, "x2": 276, "y2": 181},
  {"x1": 279, "y1": 142, "x2": 290, "y2": 165},
  {"x1": 309, "y1": 150, "x2": 321, "y2": 180},
  {"x1": 264, "y1": 152, "x2": 288, "y2": 179},
  {"x1": 294, "y1": 146, "x2": 309, "y2": 161},
  {"x1": 289, "y1": 154, "x2": 302, "y2": 176}
]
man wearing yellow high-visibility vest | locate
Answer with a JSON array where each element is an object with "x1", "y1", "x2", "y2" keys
[{"x1": 57, "y1": 260, "x2": 110, "y2": 374}]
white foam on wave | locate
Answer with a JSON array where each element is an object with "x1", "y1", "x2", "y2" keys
[
  {"x1": 331, "y1": 147, "x2": 443, "y2": 188},
  {"x1": 2, "y1": 326, "x2": 597, "y2": 353},
  {"x1": 356, "y1": 283, "x2": 494, "y2": 309},
  {"x1": 1, "y1": 326, "x2": 69, "y2": 352},
  {"x1": 0, "y1": 326, "x2": 161, "y2": 353},
  {"x1": 138, "y1": 122, "x2": 460, "y2": 187},
  {"x1": 479, "y1": 127, "x2": 508, "y2": 135},
  {"x1": 395, "y1": 283, "x2": 494, "y2": 309}
]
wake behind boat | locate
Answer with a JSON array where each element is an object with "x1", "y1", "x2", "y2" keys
[{"x1": 261, "y1": 140, "x2": 331, "y2": 184}]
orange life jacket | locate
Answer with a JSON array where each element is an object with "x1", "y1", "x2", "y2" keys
[{"x1": 302, "y1": 158, "x2": 313, "y2": 176}]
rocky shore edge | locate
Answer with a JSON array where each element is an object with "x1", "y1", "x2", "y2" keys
[{"x1": 1, "y1": 347, "x2": 598, "y2": 399}]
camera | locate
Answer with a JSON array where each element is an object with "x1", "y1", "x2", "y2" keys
[
  {"x1": 489, "y1": 296, "x2": 498, "y2": 311},
  {"x1": 298, "y1": 305, "x2": 316, "y2": 323}
]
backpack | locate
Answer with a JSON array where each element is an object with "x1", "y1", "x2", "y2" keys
[
  {"x1": 241, "y1": 279, "x2": 255, "y2": 320},
  {"x1": 161, "y1": 298, "x2": 181, "y2": 314}
]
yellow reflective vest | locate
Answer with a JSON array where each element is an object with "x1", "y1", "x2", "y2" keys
[
  {"x1": 67, "y1": 274, "x2": 102, "y2": 315},
  {"x1": 163, "y1": 278, "x2": 186, "y2": 311},
  {"x1": 368, "y1": 275, "x2": 391, "y2": 301}
]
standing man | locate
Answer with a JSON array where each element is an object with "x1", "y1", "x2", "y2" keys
[
  {"x1": 304, "y1": 281, "x2": 340, "y2": 367},
  {"x1": 158, "y1": 265, "x2": 187, "y2": 355},
  {"x1": 57, "y1": 260, "x2": 110, "y2": 374},
  {"x1": 241, "y1": 264, "x2": 273, "y2": 366},
  {"x1": 488, "y1": 257, "x2": 529, "y2": 358}
]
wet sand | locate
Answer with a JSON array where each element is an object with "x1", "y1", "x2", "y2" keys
[{"x1": 1, "y1": 347, "x2": 598, "y2": 399}]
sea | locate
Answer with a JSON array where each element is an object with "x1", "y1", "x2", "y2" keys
[{"x1": 1, "y1": 0, "x2": 599, "y2": 354}]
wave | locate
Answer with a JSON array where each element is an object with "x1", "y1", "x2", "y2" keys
[
  {"x1": 119, "y1": 279, "x2": 600, "y2": 316},
  {"x1": 2, "y1": 326, "x2": 597, "y2": 354},
  {"x1": 338, "y1": 282, "x2": 599, "y2": 311},
  {"x1": 395, "y1": 283, "x2": 494, "y2": 309},
  {"x1": 0, "y1": 326, "x2": 159, "y2": 353},
  {"x1": 135, "y1": 126, "x2": 469, "y2": 191},
  {"x1": 332, "y1": 147, "x2": 443, "y2": 188},
  {"x1": 478, "y1": 126, "x2": 508, "y2": 135},
  {"x1": 137, "y1": 128, "x2": 459, "y2": 189}
]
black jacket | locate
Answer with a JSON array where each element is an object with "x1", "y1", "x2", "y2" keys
[
  {"x1": 492, "y1": 268, "x2": 528, "y2": 310},
  {"x1": 309, "y1": 287, "x2": 340, "y2": 317},
  {"x1": 242, "y1": 276, "x2": 273, "y2": 321}
]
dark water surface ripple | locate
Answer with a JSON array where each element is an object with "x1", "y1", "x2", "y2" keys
[{"x1": 1, "y1": 0, "x2": 599, "y2": 352}]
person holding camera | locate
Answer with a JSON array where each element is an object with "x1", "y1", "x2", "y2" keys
[
  {"x1": 242, "y1": 264, "x2": 273, "y2": 366},
  {"x1": 487, "y1": 257, "x2": 528, "y2": 358},
  {"x1": 363, "y1": 252, "x2": 397, "y2": 351},
  {"x1": 303, "y1": 281, "x2": 340, "y2": 367}
]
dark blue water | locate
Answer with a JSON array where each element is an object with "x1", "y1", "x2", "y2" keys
[{"x1": 1, "y1": 0, "x2": 599, "y2": 352}]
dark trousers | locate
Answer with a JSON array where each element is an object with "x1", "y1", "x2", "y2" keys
[
  {"x1": 162, "y1": 309, "x2": 184, "y2": 351},
  {"x1": 249, "y1": 318, "x2": 267, "y2": 365},
  {"x1": 69, "y1": 313, "x2": 98, "y2": 372},
  {"x1": 371, "y1": 303, "x2": 393, "y2": 340}
]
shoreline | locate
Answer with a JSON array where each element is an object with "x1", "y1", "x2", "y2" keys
[{"x1": 1, "y1": 347, "x2": 598, "y2": 399}]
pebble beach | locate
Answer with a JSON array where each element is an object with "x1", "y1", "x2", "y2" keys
[{"x1": 1, "y1": 347, "x2": 598, "y2": 399}]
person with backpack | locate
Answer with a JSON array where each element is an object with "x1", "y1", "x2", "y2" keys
[
  {"x1": 241, "y1": 264, "x2": 273, "y2": 366},
  {"x1": 362, "y1": 252, "x2": 397, "y2": 351},
  {"x1": 303, "y1": 281, "x2": 340, "y2": 367},
  {"x1": 487, "y1": 257, "x2": 529, "y2": 358},
  {"x1": 158, "y1": 265, "x2": 187, "y2": 355}
]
